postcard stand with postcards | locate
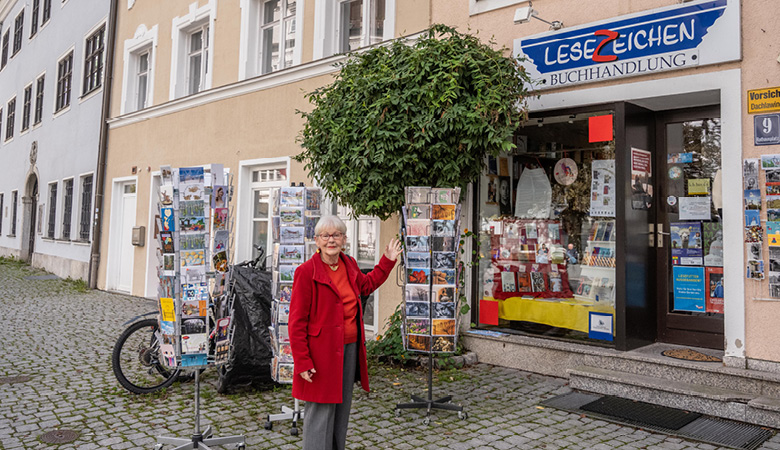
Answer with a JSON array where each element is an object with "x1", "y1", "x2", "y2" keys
[
  {"x1": 395, "y1": 186, "x2": 468, "y2": 424},
  {"x1": 154, "y1": 165, "x2": 244, "y2": 450},
  {"x1": 263, "y1": 184, "x2": 322, "y2": 435}
]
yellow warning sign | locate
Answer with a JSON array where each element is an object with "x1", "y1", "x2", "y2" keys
[{"x1": 748, "y1": 87, "x2": 780, "y2": 114}]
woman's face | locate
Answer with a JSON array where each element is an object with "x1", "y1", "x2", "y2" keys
[{"x1": 316, "y1": 228, "x2": 345, "y2": 259}]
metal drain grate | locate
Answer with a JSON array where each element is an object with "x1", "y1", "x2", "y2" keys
[
  {"x1": 0, "y1": 375, "x2": 32, "y2": 384},
  {"x1": 39, "y1": 430, "x2": 79, "y2": 444},
  {"x1": 542, "y1": 392, "x2": 774, "y2": 450},
  {"x1": 581, "y1": 396, "x2": 701, "y2": 430}
]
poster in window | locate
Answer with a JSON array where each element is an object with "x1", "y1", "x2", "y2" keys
[
  {"x1": 631, "y1": 148, "x2": 652, "y2": 210},
  {"x1": 705, "y1": 267, "x2": 724, "y2": 313},
  {"x1": 589, "y1": 160, "x2": 615, "y2": 217},
  {"x1": 670, "y1": 222, "x2": 702, "y2": 266},
  {"x1": 672, "y1": 266, "x2": 705, "y2": 312}
]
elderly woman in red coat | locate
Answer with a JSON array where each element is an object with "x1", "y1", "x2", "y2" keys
[{"x1": 289, "y1": 215, "x2": 401, "y2": 450}]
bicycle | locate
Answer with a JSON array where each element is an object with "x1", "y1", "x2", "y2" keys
[{"x1": 111, "y1": 246, "x2": 267, "y2": 395}]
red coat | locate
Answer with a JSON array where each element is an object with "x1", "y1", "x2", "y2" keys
[{"x1": 289, "y1": 251, "x2": 396, "y2": 403}]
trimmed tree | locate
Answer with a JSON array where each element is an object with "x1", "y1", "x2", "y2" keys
[{"x1": 295, "y1": 24, "x2": 534, "y2": 220}]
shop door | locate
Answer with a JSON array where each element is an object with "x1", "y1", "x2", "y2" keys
[{"x1": 656, "y1": 106, "x2": 724, "y2": 349}]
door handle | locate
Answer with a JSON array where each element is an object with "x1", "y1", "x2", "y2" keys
[{"x1": 657, "y1": 231, "x2": 670, "y2": 236}]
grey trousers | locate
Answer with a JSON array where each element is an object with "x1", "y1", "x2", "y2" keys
[{"x1": 302, "y1": 342, "x2": 357, "y2": 450}]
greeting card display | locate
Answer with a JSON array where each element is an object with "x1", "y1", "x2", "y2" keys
[
  {"x1": 155, "y1": 164, "x2": 235, "y2": 368},
  {"x1": 269, "y1": 186, "x2": 322, "y2": 383},
  {"x1": 401, "y1": 186, "x2": 461, "y2": 353}
]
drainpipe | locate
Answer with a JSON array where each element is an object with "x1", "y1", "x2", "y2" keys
[{"x1": 89, "y1": 0, "x2": 119, "y2": 289}]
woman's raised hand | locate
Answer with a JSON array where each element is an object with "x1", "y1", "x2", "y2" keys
[{"x1": 384, "y1": 237, "x2": 402, "y2": 261}]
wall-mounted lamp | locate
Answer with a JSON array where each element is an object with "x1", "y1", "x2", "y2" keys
[
  {"x1": 514, "y1": 2, "x2": 564, "y2": 30},
  {"x1": 537, "y1": 118, "x2": 544, "y2": 127},
  {"x1": 568, "y1": 115, "x2": 576, "y2": 124}
]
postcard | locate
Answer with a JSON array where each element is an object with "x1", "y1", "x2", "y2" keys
[
  {"x1": 406, "y1": 186, "x2": 431, "y2": 204},
  {"x1": 213, "y1": 251, "x2": 228, "y2": 272},
  {"x1": 277, "y1": 324, "x2": 290, "y2": 343},
  {"x1": 405, "y1": 285, "x2": 429, "y2": 303},
  {"x1": 431, "y1": 204, "x2": 456, "y2": 220},
  {"x1": 179, "y1": 183, "x2": 204, "y2": 202},
  {"x1": 762, "y1": 154, "x2": 780, "y2": 170},
  {"x1": 160, "y1": 297, "x2": 176, "y2": 322},
  {"x1": 212, "y1": 185, "x2": 227, "y2": 209},
  {"x1": 406, "y1": 236, "x2": 430, "y2": 252},
  {"x1": 160, "y1": 320, "x2": 175, "y2": 336},
  {"x1": 181, "y1": 333, "x2": 208, "y2": 354},
  {"x1": 181, "y1": 249, "x2": 206, "y2": 268},
  {"x1": 160, "y1": 231, "x2": 174, "y2": 253},
  {"x1": 159, "y1": 185, "x2": 174, "y2": 206},
  {"x1": 432, "y1": 319, "x2": 456, "y2": 336},
  {"x1": 161, "y1": 208, "x2": 175, "y2": 232},
  {"x1": 768, "y1": 169, "x2": 780, "y2": 183},
  {"x1": 278, "y1": 284, "x2": 293, "y2": 302},
  {"x1": 304, "y1": 216, "x2": 318, "y2": 240},
  {"x1": 182, "y1": 300, "x2": 207, "y2": 318},
  {"x1": 214, "y1": 208, "x2": 228, "y2": 231},
  {"x1": 163, "y1": 254, "x2": 175, "y2": 273},
  {"x1": 215, "y1": 341, "x2": 230, "y2": 364},
  {"x1": 213, "y1": 230, "x2": 228, "y2": 253},
  {"x1": 306, "y1": 188, "x2": 322, "y2": 211},
  {"x1": 280, "y1": 187, "x2": 305, "y2": 207},
  {"x1": 279, "y1": 363, "x2": 296, "y2": 383},
  {"x1": 745, "y1": 209, "x2": 761, "y2": 227},
  {"x1": 280, "y1": 226, "x2": 305, "y2": 244},
  {"x1": 406, "y1": 219, "x2": 430, "y2": 236},
  {"x1": 280, "y1": 207, "x2": 304, "y2": 226},
  {"x1": 432, "y1": 220, "x2": 456, "y2": 237},
  {"x1": 160, "y1": 344, "x2": 176, "y2": 367},
  {"x1": 407, "y1": 204, "x2": 430, "y2": 219},
  {"x1": 433, "y1": 285, "x2": 455, "y2": 302},
  {"x1": 433, "y1": 302, "x2": 455, "y2": 319},
  {"x1": 746, "y1": 226, "x2": 764, "y2": 243},
  {"x1": 181, "y1": 266, "x2": 206, "y2": 285},
  {"x1": 180, "y1": 216, "x2": 207, "y2": 233},
  {"x1": 406, "y1": 252, "x2": 431, "y2": 268},
  {"x1": 768, "y1": 222, "x2": 780, "y2": 247},
  {"x1": 432, "y1": 236, "x2": 457, "y2": 252},
  {"x1": 181, "y1": 353, "x2": 208, "y2": 367},
  {"x1": 530, "y1": 272, "x2": 546, "y2": 292},
  {"x1": 277, "y1": 301, "x2": 291, "y2": 323},
  {"x1": 432, "y1": 336, "x2": 455, "y2": 353},
  {"x1": 406, "y1": 301, "x2": 430, "y2": 318},
  {"x1": 432, "y1": 251, "x2": 457, "y2": 270},
  {"x1": 407, "y1": 335, "x2": 431, "y2": 352},
  {"x1": 406, "y1": 319, "x2": 430, "y2": 335},
  {"x1": 407, "y1": 268, "x2": 430, "y2": 285},
  {"x1": 278, "y1": 343, "x2": 293, "y2": 363},
  {"x1": 161, "y1": 165, "x2": 173, "y2": 185},
  {"x1": 278, "y1": 245, "x2": 305, "y2": 264},
  {"x1": 744, "y1": 159, "x2": 760, "y2": 189},
  {"x1": 180, "y1": 166, "x2": 205, "y2": 184},
  {"x1": 278, "y1": 265, "x2": 296, "y2": 282},
  {"x1": 182, "y1": 283, "x2": 209, "y2": 301},
  {"x1": 745, "y1": 189, "x2": 762, "y2": 210},
  {"x1": 180, "y1": 233, "x2": 206, "y2": 250},
  {"x1": 432, "y1": 269, "x2": 455, "y2": 285}
]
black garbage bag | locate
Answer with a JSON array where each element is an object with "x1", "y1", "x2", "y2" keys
[{"x1": 216, "y1": 265, "x2": 274, "y2": 393}]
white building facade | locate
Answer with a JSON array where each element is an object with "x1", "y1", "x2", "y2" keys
[{"x1": 0, "y1": 0, "x2": 109, "y2": 280}]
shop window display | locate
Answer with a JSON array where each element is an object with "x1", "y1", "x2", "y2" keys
[{"x1": 477, "y1": 111, "x2": 617, "y2": 341}]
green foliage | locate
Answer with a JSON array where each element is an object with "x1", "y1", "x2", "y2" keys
[
  {"x1": 0, "y1": 256, "x2": 27, "y2": 269},
  {"x1": 296, "y1": 24, "x2": 533, "y2": 219},
  {"x1": 64, "y1": 277, "x2": 90, "y2": 293},
  {"x1": 366, "y1": 302, "x2": 413, "y2": 364}
]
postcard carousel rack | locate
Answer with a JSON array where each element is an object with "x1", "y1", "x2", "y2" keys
[
  {"x1": 263, "y1": 184, "x2": 323, "y2": 435},
  {"x1": 395, "y1": 186, "x2": 468, "y2": 424},
  {"x1": 154, "y1": 165, "x2": 245, "y2": 450}
]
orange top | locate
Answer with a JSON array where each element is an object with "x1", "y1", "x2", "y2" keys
[{"x1": 326, "y1": 263, "x2": 359, "y2": 344}]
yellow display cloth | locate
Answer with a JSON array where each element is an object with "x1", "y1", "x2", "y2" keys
[{"x1": 489, "y1": 296, "x2": 615, "y2": 334}]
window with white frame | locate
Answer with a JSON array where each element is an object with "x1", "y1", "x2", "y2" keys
[
  {"x1": 317, "y1": 0, "x2": 391, "y2": 59},
  {"x1": 56, "y1": 51, "x2": 73, "y2": 112},
  {"x1": 1, "y1": 30, "x2": 8, "y2": 69},
  {"x1": 321, "y1": 195, "x2": 381, "y2": 330},
  {"x1": 12, "y1": 10, "x2": 23, "y2": 56},
  {"x1": 42, "y1": 0, "x2": 51, "y2": 25},
  {"x1": 79, "y1": 174, "x2": 93, "y2": 240},
  {"x1": 10, "y1": 190, "x2": 17, "y2": 236},
  {"x1": 259, "y1": 0, "x2": 297, "y2": 74},
  {"x1": 83, "y1": 24, "x2": 105, "y2": 95},
  {"x1": 31, "y1": 0, "x2": 40, "y2": 37},
  {"x1": 47, "y1": 182, "x2": 57, "y2": 238},
  {"x1": 62, "y1": 178, "x2": 73, "y2": 239},
  {"x1": 34, "y1": 75, "x2": 44, "y2": 124},
  {"x1": 250, "y1": 166, "x2": 287, "y2": 261},
  {"x1": 5, "y1": 97, "x2": 15, "y2": 141},
  {"x1": 186, "y1": 24, "x2": 209, "y2": 95},
  {"x1": 21, "y1": 84, "x2": 32, "y2": 131},
  {"x1": 135, "y1": 49, "x2": 151, "y2": 110}
]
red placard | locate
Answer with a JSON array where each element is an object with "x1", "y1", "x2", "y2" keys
[
  {"x1": 479, "y1": 299, "x2": 499, "y2": 326},
  {"x1": 705, "y1": 267, "x2": 724, "y2": 314},
  {"x1": 589, "y1": 114, "x2": 614, "y2": 143}
]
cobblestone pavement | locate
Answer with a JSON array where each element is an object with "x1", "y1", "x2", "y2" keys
[{"x1": 1, "y1": 259, "x2": 779, "y2": 450}]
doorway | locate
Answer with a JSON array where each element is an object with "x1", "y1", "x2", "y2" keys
[
  {"x1": 21, "y1": 175, "x2": 38, "y2": 262},
  {"x1": 655, "y1": 106, "x2": 724, "y2": 349},
  {"x1": 108, "y1": 179, "x2": 137, "y2": 293}
]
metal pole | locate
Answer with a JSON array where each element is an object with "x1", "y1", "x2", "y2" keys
[{"x1": 194, "y1": 370, "x2": 201, "y2": 435}]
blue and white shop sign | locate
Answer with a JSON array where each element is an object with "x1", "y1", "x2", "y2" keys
[{"x1": 514, "y1": 0, "x2": 739, "y2": 89}]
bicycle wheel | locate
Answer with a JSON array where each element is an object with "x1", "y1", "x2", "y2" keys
[{"x1": 111, "y1": 318, "x2": 181, "y2": 394}]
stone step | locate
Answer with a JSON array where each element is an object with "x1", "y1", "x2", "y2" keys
[{"x1": 569, "y1": 365, "x2": 780, "y2": 429}]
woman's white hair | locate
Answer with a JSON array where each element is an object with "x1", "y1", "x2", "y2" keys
[{"x1": 314, "y1": 215, "x2": 347, "y2": 236}]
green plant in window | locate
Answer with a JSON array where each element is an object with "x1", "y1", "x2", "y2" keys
[{"x1": 295, "y1": 24, "x2": 534, "y2": 219}]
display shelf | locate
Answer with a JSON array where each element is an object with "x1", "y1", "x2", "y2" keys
[{"x1": 496, "y1": 295, "x2": 614, "y2": 334}]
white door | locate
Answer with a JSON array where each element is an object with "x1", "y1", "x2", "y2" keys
[{"x1": 114, "y1": 182, "x2": 137, "y2": 292}]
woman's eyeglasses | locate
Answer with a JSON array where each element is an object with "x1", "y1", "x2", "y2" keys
[{"x1": 318, "y1": 232, "x2": 344, "y2": 240}]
